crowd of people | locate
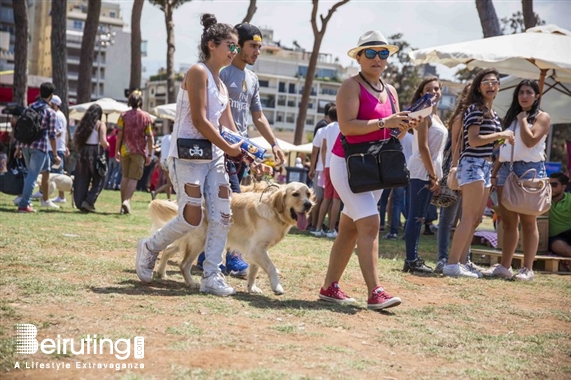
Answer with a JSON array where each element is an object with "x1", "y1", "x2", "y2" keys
[{"x1": 2, "y1": 19, "x2": 570, "y2": 309}]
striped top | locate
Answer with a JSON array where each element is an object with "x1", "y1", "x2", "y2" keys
[{"x1": 460, "y1": 104, "x2": 501, "y2": 159}]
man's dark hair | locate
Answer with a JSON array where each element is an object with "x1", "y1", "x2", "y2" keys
[
  {"x1": 39, "y1": 82, "x2": 55, "y2": 99},
  {"x1": 327, "y1": 106, "x2": 337, "y2": 122},
  {"x1": 550, "y1": 172, "x2": 569, "y2": 186},
  {"x1": 324, "y1": 102, "x2": 335, "y2": 116}
]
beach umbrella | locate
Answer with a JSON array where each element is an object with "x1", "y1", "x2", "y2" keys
[
  {"x1": 69, "y1": 98, "x2": 130, "y2": 124},
  {"x1": 152, "y1": 103, "x2": 176, "y2": 121},
  {"x1": 409, "y1": 24, "x2": 571, "y2": 94}
]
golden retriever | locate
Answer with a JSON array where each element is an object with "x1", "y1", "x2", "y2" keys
[
  {"x1": 149, "y1": 181, "x2": 314, "y2": 295},
  {"x1": 37, "y1": 173, "x2": 74, "y2": 206}
]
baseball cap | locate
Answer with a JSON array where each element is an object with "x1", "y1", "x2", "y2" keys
[
  {"x1": 235, "y1": 23, "x2": 262, "y2": 45},
  {"x1": 51, "y1": 95, "x2": 62, "y2": 106}
]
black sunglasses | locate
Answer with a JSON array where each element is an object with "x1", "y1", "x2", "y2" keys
[
  {"x1": 549, "y1": 182, "x2": 560, "y2": 187},
  {"x1": 361, "y1": 49, "x2": 390, "y2": 60}
]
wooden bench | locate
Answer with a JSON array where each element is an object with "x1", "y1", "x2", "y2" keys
[{"x1": 471, "y1": 248, "x2": 571, "y2": 273}]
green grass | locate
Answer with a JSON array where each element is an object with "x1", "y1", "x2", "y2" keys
[{"x1": 1, "y1": 189, "x2": 570, "y2": 379}]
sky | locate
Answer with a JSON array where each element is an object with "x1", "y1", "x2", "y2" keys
[{"x1": 112, "y1": 0, "x2": 571, "y2": 81}]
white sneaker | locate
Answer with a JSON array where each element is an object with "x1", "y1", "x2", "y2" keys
[
  {"x1": 31, "y1": 191, "x2": 42, "y2": 199},
  {"x1": 443, "y1": 263, "x2": 480, "y2": 278},
  {"x1": 136, "y1": 239, "x2": 158, "y2": 283},
  {"x1": 482, "y1": 264, "x2": 514, "y2": 279},
  {"x1": 13, "y1": 196, "x2": 22, "y2": 205},
  {"x1": 121, "y1": 200, "x2": 131, "y2": 215},
  {"x1": 200, "y1": 272, "x2": 236, "y2": 296},
  {"x1": 311, "y1": 229, "x2": 325, "y2": 237},
  {"x1": 326, "y1": 230, "x2": 338, "y2": 239},
  {"x1": 464, "y1": 261, "x2": 483, "y2": 278},
  {"x1": 41, "y1": 199, "x2": 60, "y2": 209},
  {"x1": 52, "y1": 196, "x2": 66, "y2": 203},
  {"x1": 513, "y1": 267, "x2": 534, "y2": 282}
]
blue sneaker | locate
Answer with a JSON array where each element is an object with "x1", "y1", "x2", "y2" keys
[
  {"x1": 196, "y1": 252, "x2": 226, "y2": 273},
  {"x1": 225, "y1": 251, "x2": 248, "y2": 278}
]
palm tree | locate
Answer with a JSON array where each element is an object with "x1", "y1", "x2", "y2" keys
[
  {"x1": 149, "y1": 0, "x2": 193, "y2": 104},
  {"x1": 51, "y1": 0, "x2": 69, "y2": 120},
  {"x1": 294, "y1": 0, "x2": 350, "y2": 145},
  {"x1": 12, "y1": 0, "x2": 28, "y2": 106},
  {"x1": 76, "y1": 0, "x2": 101, "y2": 103},
  {"x1": 129, "y1": 0, "x2": 145, "y2": 92},
  {"x1": 242, "y1": 0, "x2": 257, "y2": 23},
  {"x1": 475, "y1": 0, "x2": 501, "y2": 37}
]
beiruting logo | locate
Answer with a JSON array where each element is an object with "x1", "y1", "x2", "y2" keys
[{"x1": 15, "y1": 324, "x2": 144, "y2": 361}]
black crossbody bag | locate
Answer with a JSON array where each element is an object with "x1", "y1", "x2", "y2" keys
[
  {"x1": 341, "y1": 92, "x2": 409, "y2": 193},
  {"x1": 177, "y1": 84, "x2": 214, "y2": 160}
]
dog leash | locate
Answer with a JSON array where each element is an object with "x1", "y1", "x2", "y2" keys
[{"x1": 258, "y1": 180, "x2": 280, "y2": 203}]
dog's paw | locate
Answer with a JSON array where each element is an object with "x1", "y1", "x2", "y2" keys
[
  {"x1": 272, "y1": 284, "x2": 284, "y2": 295},
  {"x1": 248, "y1": 285, "x2": 263, "y2": 294}
]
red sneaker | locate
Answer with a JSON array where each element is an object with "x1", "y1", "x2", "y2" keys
[
  {"x1": 17, "y1": 206, "x2": 36, "y2": 213},
  {"x1": 367, "y1": 286, "x2": 401, "y2": 310},
  {"x1": 319, "y1": 282, "x2": 355, "y2": 304}
]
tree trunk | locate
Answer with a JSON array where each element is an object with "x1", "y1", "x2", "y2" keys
[
  {"x1": 165, "y1": 2, "x2": 176, "y2": 104},
  {"x1": 522, "y1": 0, "x2": 536, "y2": 30},
  {"x1": 51, "y1": 0, "x2": 69, "y2": 125},
  {"x1": 242, "y1": 0, "x2": 257, "y2": 23},
  {"x1": 77, "y1": 0, "x2": 102, "y2": 103},
  {"x1": 294, "y1": 0, "x2": 350, "y2": 145},
  {"x1": 129, "y1": 0, "x2": 144, "y2": 92},
  {"x1": 12, "y1": 0, "x2": 28, "y2": 106},
  {"x1": 475, "y1": 0, "x2": 502, "y2": 38}
]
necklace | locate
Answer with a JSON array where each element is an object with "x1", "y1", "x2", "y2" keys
[{"x1": 359, "y1": 72, "x2": 385, "y2": 93}]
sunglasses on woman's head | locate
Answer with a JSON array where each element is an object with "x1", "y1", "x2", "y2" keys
[{"x1": 361, "y1": 48, "x2": 390, "y2": 60}]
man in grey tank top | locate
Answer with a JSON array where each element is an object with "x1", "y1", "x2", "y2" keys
[{"x1": 197, "y1": 23, "x2": 286, "y2": 277}]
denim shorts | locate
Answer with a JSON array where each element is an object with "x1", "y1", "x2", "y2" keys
[
  {"x1": 497, "y1": 161, "x2": 545, "y2": 186},
  {"x1": 457, "y1": 156, "x2": 492, "y2": 188}
]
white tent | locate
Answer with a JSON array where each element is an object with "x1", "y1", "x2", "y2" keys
[
  {"x1": 152, "y1": 103, "x2": 176, "y2": 121},
  {"x1": 289, "y1": 142, "x2": 314, "y2": 154},
  {"x1": 69, "y1": 98, "x2": 155, "y2": 124},
  {"x1": 249, "y1": 137, "x2": 298, "y2": 153}
]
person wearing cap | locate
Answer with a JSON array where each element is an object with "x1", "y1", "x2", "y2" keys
[
  {"x1": 48, "y1": 95, "x2": 69, "y2": 203},
  {"x1": 318, "y1": 31, "x2": 419, "y2": 310},
  {"x1": 196, "y1": 22, "x2": 285, "y2": 277}
]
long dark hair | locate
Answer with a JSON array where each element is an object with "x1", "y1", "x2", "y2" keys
[
  {"x1": 502, "y1": 79, "x2": 541, "y2": 130},
  {"x1": 410, "y1": 76, "x2": 440, "y2": 105},
  {"x1": 199, "y1": 13, "x2": 237, "y2": 61},
  {"x1": 446, "y1": 81, "x2": 471, "y2": 129},
  {"x1": 465, "y1": 68, "x2": 500, "y2": 119},
  {"x1": 74, "y1": 104, "x2": 102, "y2": 150}
]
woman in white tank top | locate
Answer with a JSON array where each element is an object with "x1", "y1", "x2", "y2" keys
[
  {"x1": 136, "y1": 14, "x2": 244, "y2": 296},
  {"x1": 488, "y1": 79, "x2": 551, "y2": 281},
  {"x1": 403, "y1": 77, "x2": 448, "y2": 275}
]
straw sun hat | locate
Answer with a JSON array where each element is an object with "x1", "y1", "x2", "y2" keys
[{"x1": 347, "y1": 30, "x2": 399, "y2": 59}]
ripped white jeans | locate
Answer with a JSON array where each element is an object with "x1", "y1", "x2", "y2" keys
[{"x1": 146, "y1": 156, "x2": 231, "y2": 276}]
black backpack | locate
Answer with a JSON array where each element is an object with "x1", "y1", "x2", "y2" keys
[{"x1": 14, "y1": 103, "x2": 48, "y2": 144}]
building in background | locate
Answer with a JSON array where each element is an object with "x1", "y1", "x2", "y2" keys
[{"x1": 0, "y1": 0, "x2": 15, "y2": 72}]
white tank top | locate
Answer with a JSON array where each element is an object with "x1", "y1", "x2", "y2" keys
[
  {"x1": 169, "y1": 62, "x2": 228, "y2": 161},
  {"x1": 85, "y1": 122, "x2": 100, "y2": 145},
  {"x1": 407, "y1": 115, "x2": 448, "y2": 180},
  {"x1": 498, "y1": 118, "x2": 546, "y2": 163}
]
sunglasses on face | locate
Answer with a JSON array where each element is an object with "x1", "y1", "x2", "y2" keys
[
  {"x1": 550, "y1": 182, "x2": 560, "y2": 187},
  {"x1": 361, "y1": 49, "x2": 390, "y2": 60},
  {"x1": 481, "y1": 80, "x2": 500, "y2": 87},
  {"x1": 227, "y1": 43, "x2": 239, "y2": 54}
]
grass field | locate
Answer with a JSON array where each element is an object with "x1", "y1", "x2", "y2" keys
[{"x1": 1, "y1": 188, "x2": 570, "y2": 380}]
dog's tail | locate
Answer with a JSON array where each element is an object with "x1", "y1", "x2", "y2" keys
[{"x1": 148, "y1": 200, "x2": 178, "y2": 233}]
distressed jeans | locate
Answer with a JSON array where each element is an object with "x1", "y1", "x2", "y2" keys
[
  {"x1": 404, "y1": 179, "x2": 434, "y2": 261},
  {"x1": 147, "y1": 156, "x2": 231, "y2": 276}
]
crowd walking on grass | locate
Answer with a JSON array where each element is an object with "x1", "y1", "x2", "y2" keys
[{"x1": 3, "y1": 16, "x2": 570, "y2": 311}]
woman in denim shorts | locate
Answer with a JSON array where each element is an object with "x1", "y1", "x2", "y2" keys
[
  {"x1": 443, "y1": 69, "x2": 515, "y2": 279},
  {"x1": 486, "y1": 80, "x2": 551, "y2": 281}
]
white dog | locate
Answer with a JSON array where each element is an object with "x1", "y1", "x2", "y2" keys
[{"x1": 37, "y1": 173, "x2": 74, "y2": 206}]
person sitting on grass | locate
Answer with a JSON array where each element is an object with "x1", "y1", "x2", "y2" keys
[{"x1": 548, "y1": 172, "x2": 571, "y2": 258}]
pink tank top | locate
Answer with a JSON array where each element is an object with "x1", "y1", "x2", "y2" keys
[{"x1": 331, "y1": 83, "x2": 394, "y2": 157}]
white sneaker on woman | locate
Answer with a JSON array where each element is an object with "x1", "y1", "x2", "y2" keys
[{"x1": 200, "y1": 273, "x2": 236, "y2": 296}]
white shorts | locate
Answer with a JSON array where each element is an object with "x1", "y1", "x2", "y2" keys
[{"x1": 329, "y1": 154, "x2": 383, "y2": 221}]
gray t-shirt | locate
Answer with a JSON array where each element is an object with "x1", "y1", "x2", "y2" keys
[{"x1": 220, "y1": 64, "x2": 263, "y2": 137}]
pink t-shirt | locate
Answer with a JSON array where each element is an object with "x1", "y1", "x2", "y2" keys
[{"x1": 331, "y1": 83, "x2": 394, "y2": 157}]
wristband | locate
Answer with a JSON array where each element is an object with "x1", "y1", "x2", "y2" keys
[{"x1": 271, "y1": 142, "x2": 279, "y2": 148}]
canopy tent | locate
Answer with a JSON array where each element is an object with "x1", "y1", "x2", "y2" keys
[
  {"x1": 249, "y1": 137, "x2": 298, "y2": 154},
  {"x1": 409, "y1": 24, "x2": 571, "y2": 94},
  {"x1": 288, "y1": 142, "x2": 314, "y2": 154},
  {"x1": 69, "y1": 98, "x2": 156, "y2": 124},
  {"x1": 152, "y1": 103, "x2": 176, "y2": 121}
]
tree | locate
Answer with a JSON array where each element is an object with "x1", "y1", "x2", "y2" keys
[
  {"x1": 383, "y1": 33, "x2": 420, "y2": 108},
  {"x1": 242, "y1": 0, "x2": 257, "y2": 23},
  {"x1": 501, "y1": 10, "x2": 545, "y2": 34},
  {"x1": 51, "y1": 0, "x2": 69, "y2": 122},
  {"x1": 475, "y1": 0, "x2": 501, "y2": 38},
  {"x1": 12, "y1": 0, "x2": 28, "y2": 106},
  {"x1": 522, "y1": 0, "x2": 536, "y2": 30},
  {"x1": 294, "y1": 0, "x2": 350, "y2": 145},
  {"x1": 149, "y1": 0, "x2": 192, "y2": 104},
  {"x1": 129, "y1": 0, "x2": 145, "y2": 92},
  {"x1": 76, "y1": 0, "x2": 102, "y2": 103}
]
